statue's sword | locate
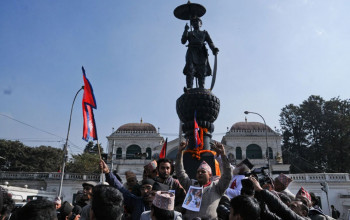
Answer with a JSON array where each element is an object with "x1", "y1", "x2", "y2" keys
[{"x1": 210, "y1": 54, "x2": 217, "y2": 91}]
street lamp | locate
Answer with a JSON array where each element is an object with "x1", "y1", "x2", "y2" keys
[{"x1": 244, "y1": 111, "x2": 271, "y2": 175}]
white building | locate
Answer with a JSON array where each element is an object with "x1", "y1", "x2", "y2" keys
[
  {"x1": 222, "y1": 121, "x2": 290, "y2": 173},
  {"x1": 106, "y1": 121, "x2": 164, "y2": 178}
]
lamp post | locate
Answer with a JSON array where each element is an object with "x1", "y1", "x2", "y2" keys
[{"x1": 244, "y1": 111, "x2": 271, "y2": 175}]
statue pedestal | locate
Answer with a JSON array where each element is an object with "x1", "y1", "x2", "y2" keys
[{"x1": 176, "y1": 88, "x2": 220, "y2": 178}]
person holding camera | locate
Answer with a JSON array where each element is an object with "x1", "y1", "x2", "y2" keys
[
  {"x1": 225, "y1": 160, "x2": 252, "y2": 200},
  {"x1": 249, "y1": 177, "x2": 311, "y2": 220}
]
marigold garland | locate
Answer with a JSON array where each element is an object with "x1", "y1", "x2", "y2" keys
[{"x1": 187, "y1": 126, "x2": 209, "y2": 160}]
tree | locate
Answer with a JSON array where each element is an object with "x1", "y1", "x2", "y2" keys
[
  {"x1": 65, "y1": 152, "x2": 100, "y2": 173},
  {"x1": 64, "y1": 141, "x2": 103, "y2": 173},
  {"x1": 280, "y1": 95, "x2": 350, "y2": 173},
  {"x1": 0, "y1": 139, "x2": 63, "y2": 172},
  {"x1": 83, "y1": 141, "x2": 103, "y2": 154}
]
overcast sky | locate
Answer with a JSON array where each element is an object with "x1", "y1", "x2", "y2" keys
[{"x1": 1, "y1": 0, "x2": 349, "y2": 155}]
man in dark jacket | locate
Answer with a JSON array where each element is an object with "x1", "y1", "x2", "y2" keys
[
  {"x1": 308, "y1": 192, "x2": 332, "y2": 220},
  {"x1": 249, "y1": 177, "x2": 311, "y2": 220}
]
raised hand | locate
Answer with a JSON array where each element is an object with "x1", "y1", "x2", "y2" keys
[
  {"x1": 179, "y1": 139, "x2": 188, "y2": 152},
  {"x1": 211, "y1": 141, "x2": 225, "y2": 156},
  {"x1": 248, "y1": 177, "x2": 263, "y2": 192},
  {"x1": 184, "y1": 23, "x2": 189, "y2": 31},
  {"x1": 213, "y1": 47, "x2": 219, "y2": 55},
  {"x1": 99, "y1": 159, "x2": 110, "y2": 174}
]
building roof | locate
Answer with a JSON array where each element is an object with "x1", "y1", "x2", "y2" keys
[
  {"x1": 230, "y1": 122, "x2": 273, "y2": 132},
  {"x1": 117, "y1": 122, "x2": 157, "y2": 133}
]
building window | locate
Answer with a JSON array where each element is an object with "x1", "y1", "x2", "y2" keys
[
  {"x1": 116, "y1": 147, "x2": 122, "y2": 159},
  {"x1": 146, "y1": 147, "x2": 152, "y2": 159},
  {"x1": 266, "y1": 147, "x2": 273, "y2": 159},
  {"x1": 126, "y1": 145, "x2": 141, "y2": 159},
  {"x1": 246, "y1": 144, "x2": 262, "y2": 159},
  {"x1": 236, "y1": 147, "x2": 242, "y2": 159}
]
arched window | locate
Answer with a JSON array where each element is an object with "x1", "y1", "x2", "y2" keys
[
  {"x1": 126, "y1": 145, "x2": 141, "y2": 159},
  {"x1": 116, "y1": 147, "x2": 122, "y2": 159},
  {"x1": 246, "y1": 144, "x2": 262, "y2": 159},
  {"x1": 236, "y1": 147, "x2": 242, "y2": 160},
  {"x1": 146, "y1": 147, "x2": 152, "y2": 159},
  {"x1": 266, "y1": 147, "x2": 273, "y2": 159}
]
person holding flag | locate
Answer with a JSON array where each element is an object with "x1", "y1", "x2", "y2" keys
[{"x1": 154, "y1": 138, "x2": 186, "y2": 211}]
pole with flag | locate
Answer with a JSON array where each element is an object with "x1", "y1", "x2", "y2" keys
[
  {"x1": 81, "y1": 67, "x2": 105, "y2": 182},
  {"x1": 159, "y1": 138, "x2": 168, "y2": 159},
  {"x1": 82, "y1": 66, "x2": 98, "y2": 142}
]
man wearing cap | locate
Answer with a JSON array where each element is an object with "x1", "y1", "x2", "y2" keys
[
  {"x1": 308, "y1": 192, "x2": 332, "y2": 220},
  {"x1": 123, "y1": 171, "x2": 138, "y2": 192},
  {"x1": 296, "y1": 187, "x2": 312, "y2": 208},
  {"x1": 144, "y1": 160, "x2": 158, "y2": 180},
  {"x1": 57, "y1": 201, "x2": 77, "y2": 220},
  {"x1": 140, "y1": 191, "x2": 182, "y2": 220},
  {"x1": 131, "y1": 160, "x2": 159, "y2": 197},
  {"x1": 100, "y1": 159, "x2": 168, "y2": 220},
  {"x1": 54, "y1": 197, "x2": 62, "y2": 210},
  {"x1": 175, "y1": 141, "x2": 232, "y2": 220},
  {"x1": 155, "y1": 158, "x2": 186, "y2": 211},
  {"x1": 274, "y1": 173, "x2": 295, "y2": 199},
  {"x1": 225, "y1": 160, "x2": 252, "y2": 199},
  {"x1": 79, "y1": 181, "x2": 97, "y2": 220}
]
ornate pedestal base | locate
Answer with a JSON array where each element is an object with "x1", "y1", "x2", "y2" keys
[{"x1": 176, "y1": 88, "x2": 220, "y2": 179}]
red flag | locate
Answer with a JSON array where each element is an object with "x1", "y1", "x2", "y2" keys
[
  {"x1": 159, "y1": 138, "x2": 168, "y2": 159},
  {"x1": 194, "y1": 111, "x2": 202, "y2": 148},
  {"x1": 82, "y1": 66, "x2": 98, "y2": 141}
]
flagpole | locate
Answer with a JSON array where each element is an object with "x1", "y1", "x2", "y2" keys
[
  {"x1": 96, "y1": 140, "x2": 102, "y2": 160},
  {"x1": 96, "y1": 139, "x2": 105, "y2": 183},
  {"x1": 58, "y1": 86, "x2": 84, "y2": 198}
]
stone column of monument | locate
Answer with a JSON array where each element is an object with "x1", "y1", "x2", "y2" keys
[{"x1": 174, "y1": 1, "x2": 221, "y2": 179}]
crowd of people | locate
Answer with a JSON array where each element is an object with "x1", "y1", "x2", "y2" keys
[{"x1": 0, "y1": 141, "x2": 342, "y2": 220}]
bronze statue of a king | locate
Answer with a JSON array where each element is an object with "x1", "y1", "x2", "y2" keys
[{"x1": 175, "y1": 1, "x2": 221, "y2": 179}]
